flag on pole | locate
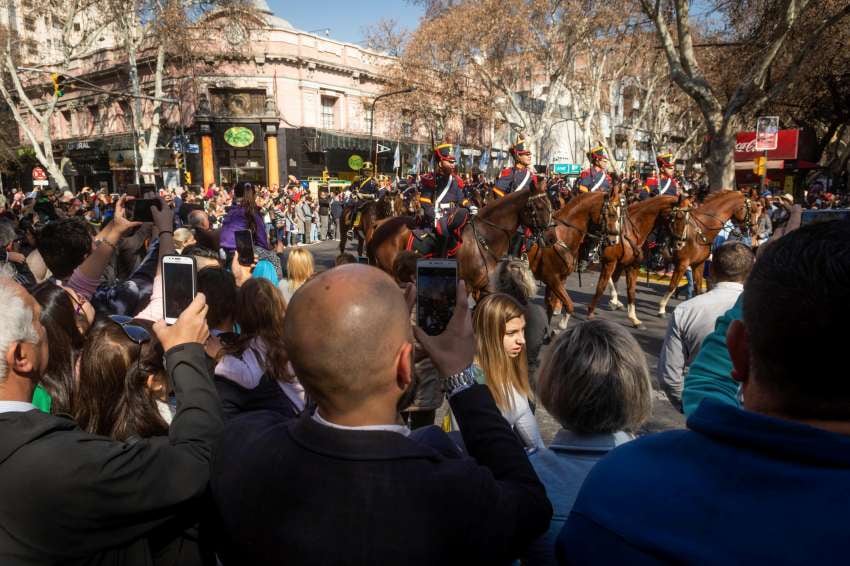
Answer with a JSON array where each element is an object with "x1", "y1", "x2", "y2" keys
[
  {"x1": 414, "y1": 144, "x2": 422, "y2": 174},
  {"x1": 454, "y1": 144, "x2": 462, "y2": 166},
  {"x1": 393, "y1": 143, "x2": 400, "y2": 170},
  {"x1": 479, "y1": 147, "x2": 490, "y2": 171}
]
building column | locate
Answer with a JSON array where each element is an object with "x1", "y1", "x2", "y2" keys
[
  {"x1": 265, "y1": 124, "x2": 280, "y2": 187},
  {"x1": 200, "y1": 124, "x2": 215, "y2": 189}
]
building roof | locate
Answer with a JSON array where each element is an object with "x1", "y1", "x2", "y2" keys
[{"x1": 253, "y1": 0, "x2": 295, "y2": 30}]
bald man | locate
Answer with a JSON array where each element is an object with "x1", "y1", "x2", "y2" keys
[{"x1": 211, "y1": 265, "x2": 552, "y2": 566}]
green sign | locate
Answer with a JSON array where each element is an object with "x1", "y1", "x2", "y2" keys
[
  {"x1": 224, "y1": 127, "x2": 255, "y2": 148},
  {"x1": 348, "y1": 154, "x2": 364, "y2": 171},
  {"x1": 552, "y1": 163, "x2": 581, "y2": 175}
]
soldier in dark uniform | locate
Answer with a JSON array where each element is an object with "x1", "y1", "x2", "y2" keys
[
  {"x1": 644, "y1": 152, "x2": 680, "y2": 197},
  {"x1": 349, "y1": 163, "x2": 378, "y2": 227},
  {"x1": 494, "y1": 136, "x2": 537, "y2": 199},
  {"x1": 418, "y1": 142, "x2": 467, "y2": 230},
  {"x1": 576, "y1": 146, "x2": 612, "y2": 193}
]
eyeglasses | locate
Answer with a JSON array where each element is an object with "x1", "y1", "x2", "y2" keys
[{"x1": 108, "y1": 315, "x2": 151, "y2": 345}]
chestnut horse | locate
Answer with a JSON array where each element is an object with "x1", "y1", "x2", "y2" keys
[
  {"x1": 368, "y1": 183, "x2": 552, "y2": 298},
  {"x1": 586, "y1": 195, "x2": 683, "y2": 327},
  {"x1": 527, "y1": 188, "x2": 623, "y2": 330},
  {"x1": 657, "y1": 190, "x2": 761, "y2": 317},
  {"x1": 339, "y1": 191, "x2": 405, "y2": 257}
]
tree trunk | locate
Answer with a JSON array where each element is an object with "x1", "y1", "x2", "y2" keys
[{"x1": 705, "y1": 130, "x2": 736, "y2": 191}]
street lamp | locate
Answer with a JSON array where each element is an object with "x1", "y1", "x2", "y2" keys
[{"x1": 368, "y1": 86, "x2": 416, "y2": 175}]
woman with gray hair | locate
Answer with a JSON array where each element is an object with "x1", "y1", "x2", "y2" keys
[
  {"x1": 524, "y1": 318, "x2": 652, "y2": 566},
  {"x1": 493, "y1": 259, "x2": 549, "y2": 380}
]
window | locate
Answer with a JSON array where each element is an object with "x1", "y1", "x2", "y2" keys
[
  {"x1": 24, "y1": 16, "x2": 35, "y2": 31},
  {"x1": 321, "y1": 96, "x2": 335, "y2": 129},
  {"x1": 88, "y1": 105, "x2": 100, "y2": 133},
  {"x1": 364, "y1": 106, "x2": 373, "y2": 133},
  {"x1": 74, "y1": 22, "x2": 80, "y2": 32},
  {"x1": 401, "y1": 110, "x2": 412, "y2": 138}
]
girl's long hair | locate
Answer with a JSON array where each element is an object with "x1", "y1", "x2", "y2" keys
[
  {"x1": 74, "y1": 318, "x2": 168, "y2": 441},
  {"x1": 234, "y1": 181, "x2": 260, "y2": 239},
  {"x1": 31, "y1": 282, "x2": 84, "y2": 415},
  {"x1": 223, "y1": 278, "x2": 292, "y2": 382},
  {"x1": 473, "y1": 293, "x2": 530, "y2": 411},
  {"x1": 286, "y1": 248, "x2": 315, "y2": 292}
]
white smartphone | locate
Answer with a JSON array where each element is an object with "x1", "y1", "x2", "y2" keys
[
  {"x1": 416, "y1": 258, "x2": 458, "y2": 336},
  {"x1": 161, "y1": 254, "x2": 197, "y2": 325}
]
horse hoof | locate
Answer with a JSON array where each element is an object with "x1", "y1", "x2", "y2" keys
[
  {"x1": 609, "y1": 302, "x2": 624, "y2": 311},
  {"x1": 557, "y1": 316, "x2": 570, "y2": 330},
  {"x1": 632, "y1": 320, "x2": 642, "y2": 328},
  {"x1": 586, "y1": 312, "x2": 595, "y2": 320},
  {"x1": 657, "y1": 312, "x2": 666, "y2": 319}
]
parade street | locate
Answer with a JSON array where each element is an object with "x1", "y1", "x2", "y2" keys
[{"x1": 310, "y1": 238, "x2": 687, "y2": 438}]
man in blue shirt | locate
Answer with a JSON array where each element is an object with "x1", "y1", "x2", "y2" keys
[{"x1": 557, "y1": 218, "x2": 850, "y2": 565}]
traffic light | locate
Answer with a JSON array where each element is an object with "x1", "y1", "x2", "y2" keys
[
  {"x1": 51, "y1": 73, "x2": 65, "y2": 97},
  {"x1": 322, "y1": 169, "x2": 329, "y2": 182},
  {"x1": 753, "y1": 156, "x2": 767, "y2": 176},
  {"x1": 184, "y1": 171, "x2": 191, "y2": 185},
  {"x1": 174, "y1": 152, "x2": 184, "y2": 170}
]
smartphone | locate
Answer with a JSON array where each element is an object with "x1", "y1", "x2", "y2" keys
[
  {"x1": 416, "y1": 259, "x2": 458, "y2": 337},
  {"x1": 124, "y1": 184, "x2": 141, "y2": 198},
  {"x1": 161, "y1": 255, "x2": 197, "y2": 325},
  {"x1": 130, "y1": 198, "x2": 162, "y2": 223},
  {"x1": 800, "y1": 209, "x2": 850, "y2": 227},
  {"x1": 234, "y1": 229, "x2": 254, "y2": 266}
]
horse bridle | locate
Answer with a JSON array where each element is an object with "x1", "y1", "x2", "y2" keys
[{"x1": 669, "y1": 197, "x2": 754, "y2": 248}]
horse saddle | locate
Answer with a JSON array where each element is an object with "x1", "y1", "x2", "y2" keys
[{"x1": 406, "y1": 208, "x2": 470, "y2": 258}]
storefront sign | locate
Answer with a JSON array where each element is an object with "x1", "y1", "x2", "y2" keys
[
  {"x1": 735, "y1": 129, "x2": 799, "y2": 161},
  {"x1": 348, "y1": 154, "x2": 364, "y2": 171},
  {"x1": 224, "y1": 126, "x2": 255, "y2": 148},
  {"x1": 755, "y1": 116, "x2": 780, "y2": 151}
]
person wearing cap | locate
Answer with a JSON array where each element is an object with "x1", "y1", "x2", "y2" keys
[
  {"x1": 645, "y1": 152, "x2": 680, "y2": 197},
  {"x1": 418, "y1": 142, "x2": 467, "y2": 230},
  {"x1": 494, "y1": 136, "x2": 538, "y2": 199},
  {"x1": 576, "y1": 147, "x2": 612, "y2": 193},
  {"x1": 347, "y1": 163, "x2": 379, "y2": 228}
]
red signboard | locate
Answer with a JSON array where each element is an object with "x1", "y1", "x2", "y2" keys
[
  {"x1": 32, "y1": 167, "x2": 47, "y2": 181},
  {"x1": 735, "y1": 129, "x2": 799, "y2": 161}
]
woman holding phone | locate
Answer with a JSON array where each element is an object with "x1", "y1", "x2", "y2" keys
[{"x1": 219, "y1": 181, "x2": 269, "y2": 253}]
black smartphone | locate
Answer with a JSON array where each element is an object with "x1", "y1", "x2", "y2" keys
[
  {"x1": 130, "y1": 199, "x2": 162, "y2": 223},
  {"x1": 234, "y1": 229, "x2": 254, "y2": 266},
  {"x1": 124, "y1": 184, "x2": 141, "y2": 198},
  {"x1": 161, "y1": 254, "x2": 197, "y2": 325},
  {"x1": 416, "y1": 259, "x2": 458, "y2": 336},
  {"x1": 800, "y1": 209, "x2": 850, "y2": 227}
]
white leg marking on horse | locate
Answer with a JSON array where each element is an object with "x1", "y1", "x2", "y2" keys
[
  {"x1": 628, "y1": 303, "x2": 641, "y2": 327},
  {"x1": 658, "y1": 290, "x2": 675, "y2": 315},
  {"x1": 558, "y1": 313, "x2": 570, "y2": 330},
  {"x1": 608, "y1": 279, "x2": 623, "y2": 309}
]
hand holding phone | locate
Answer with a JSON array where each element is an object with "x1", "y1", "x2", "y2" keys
[
  {"x1": 130, "y1": 198, "x2": 163, "y2": 223},
  {"x1": 415, "y1": 259, "x2": 458, "y2": 337},
  {"x1": 162, "y1": 254, "x2": 197, "y2": 325},
  {"x1": 234, "y1": 229, "x2": 255, "y2": 266},
  {"x1": 413, "y1": 278, "x2": 475, "y2": 379},
  {"x1": 153, "y1": 292, "x2": 209, "y2": 351}
]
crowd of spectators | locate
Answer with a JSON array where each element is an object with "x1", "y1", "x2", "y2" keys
[{"x1": 0, "y1": 175, "x2": 849, "y2": 565}]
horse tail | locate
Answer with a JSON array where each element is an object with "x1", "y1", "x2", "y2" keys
[{"x1": 367, "y1": 215, "x2": 416, "y2": 259}]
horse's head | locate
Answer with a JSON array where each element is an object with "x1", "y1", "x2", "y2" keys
[
  {"x1": 668, "y1": 194, "x2": 695, "y2": 251},
  {"x1": 731, "y1": 193, "x2": 760, "y2": 237},
  {"x1": 520, "y1": 180, "x2": 553, "y2": 233},
  {"x1": 599, "y1": 181, "x2": 627, "y2": 246}
]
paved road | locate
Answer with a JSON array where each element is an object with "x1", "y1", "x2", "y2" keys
[{"x1": 298, "y1": 237, "x2": 687, "y2": 440}]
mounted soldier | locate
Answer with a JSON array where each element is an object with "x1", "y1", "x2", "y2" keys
[
  {"x1": 645, "y1": 152, "x2": 681, "y2": 197},
  {"x1": 576, "y1": 146, "x2": 613, "y2": 193},
  {"x1": 494, "y1": 136, "x2": 537, "y2": 199},
  {"x1": 350, "y1": 162, "x2": 378, "y2": 228},
  {"x1": 418, "y1": 142, "x2": 468, "y2": 230}
]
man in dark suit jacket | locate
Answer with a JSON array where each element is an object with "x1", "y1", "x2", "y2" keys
[{"x1": 211, "y1": 265, "x2": 552, "y2": 565}]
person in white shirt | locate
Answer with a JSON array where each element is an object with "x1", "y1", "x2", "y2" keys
[{"x1": 658, "y1": 241, "x2": 754, "y2": 411}]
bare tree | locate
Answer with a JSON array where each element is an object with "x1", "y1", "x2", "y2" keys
[{"x1": 639, "y1": 0, "x2": 850, "y2": 191}]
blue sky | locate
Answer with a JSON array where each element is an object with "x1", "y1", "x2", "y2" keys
[{"x1": 266, "y1": 1, "x2": 424, "y2": 45}]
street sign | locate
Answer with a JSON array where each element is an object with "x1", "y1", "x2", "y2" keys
[
  {"x1": 376, "y1": 143, "x2": 391, "y2": 154},
  {"x1": 552, "y1": 163, "x2": 581, "y2": 175},
  {"x1": 186, "y1": 143, "x2": 200, "y2": 154},
  {"x1": 755, "y1": 116, "x2": 779, "y2": 151},
  {"x1": 33, "y1": 180, "x2": 49, "y2": 186},
  {"x1": 32, "y1": 167, "x2": 47, "y2": 181}
]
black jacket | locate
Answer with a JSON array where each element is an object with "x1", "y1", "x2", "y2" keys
[
  {"x1": 0, "y1": 343, "x2": 223, "y2": 565},
  {"x1": 214, "y1": 374, "x2": 302, "y2": 422},
  {"x1": 210, "y1": 384, "x2": 552, "y2": 565}
]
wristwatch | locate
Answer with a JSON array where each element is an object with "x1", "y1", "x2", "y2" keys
[{"x1": 442, "y1": 364, "x2": 478, "y2": 397}]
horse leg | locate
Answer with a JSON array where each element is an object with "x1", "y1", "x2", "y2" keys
[
  {"x1": 624, "y1": 266, "x2": 642, "y2": 328},
  {"x1": 544, "y1": 285, "x2": 559, "y2": 328},
  {"x1": 555, "y1": 279, "x2": 574, "y2": 330},
  {"x1": 658, "y1": 261, "x2": 688, "y2": 318},
  {"x1": 609, "y1": 264, "x2": 625, "y2": 310},
  {"x1": 587, "y1": 261, "x2": 616, "y2": 319},
  {"x1": 692, "y1": 261, "x2": 706, "y2": 296},
  {"x1": 339, "y1": 214, "x2": 349, "y2": 254}
]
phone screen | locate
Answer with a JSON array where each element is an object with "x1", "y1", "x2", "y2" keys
[
  {"x1": 800, "y1": 209, "x2": 850, "y2": 227},
  {"x1": 163, "y1": 258, "x2": 196, "y2": 323},
  {"x1": 131, "y1": 199, "x2": 161, "y2": 223},
  {"x1": 416, "y1": 261, "x2": 458, "y2": 336},
  {"x1": 235, "y1": 229, "x2": 254, "y2": 265}
]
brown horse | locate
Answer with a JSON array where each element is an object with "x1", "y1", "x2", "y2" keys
[
  {"x1": 527, "y1": 188, "x2": 623, "y2": 330},
  {"x1": 586, "y1": 195, "x2": 682, "y2": 327},
  {"x1": 369, "y1": 183, "x2": 552, "y2": 298},
  {"x1": 339, "y1": 191, "x2": 405, "y2": 257},
  {"x1": 657, "y1": 190, "x2": 761, "y2": 317}
]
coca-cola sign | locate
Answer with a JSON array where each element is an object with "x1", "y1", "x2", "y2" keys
[{"x1": 735, "y1": 129, "x2": 799, "y2": 161}]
